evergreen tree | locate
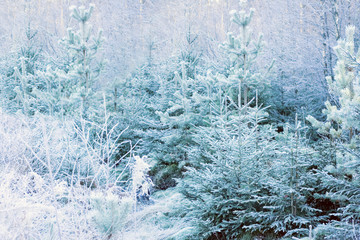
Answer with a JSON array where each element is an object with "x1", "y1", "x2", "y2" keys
[
  {"x1": 59, "y1": 4, "x2": 104, "y2": 118},
  {"x1": 33, "y1": 66, "x2": 67, "y2": 116},
  {"x1": 178, "y1": 105, "x2": 271, "y2": 239},
  {"x1": 178, "y1": 100, "x2": 322, "y2": 238},
  {"x1": 175, "y1": 2, "x2": 325, "y2": 239},
  {"x1": 176, "y1": 1, "x2": 267, "y2": 238},
  {"x1": 0, "y1": 25, "x2": 44, "y2": 114},
  {"x1": 307, "y1": 25, "x2": 360, "y2": 239},
  {"x1": 105, "y1": 66, "x2": 159, "y2": 164},
  {"x1": 219, "y1": 1, "x2": 268, "y2": 110},
  {"x1": 307, "y1": 26, "x2": 360, "y2": 144},
  {"x1": 109, "y1": 30, "x2": 205, "y2": 190},
  {"x1": 256, "y1": 118, "x2": 324, "y2": 237},
  {"x1": 151, "y1": 61, "x2": 208, "y2": 189}
]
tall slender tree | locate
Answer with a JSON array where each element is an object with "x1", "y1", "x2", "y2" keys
[
  {"x1": 59, "y1": 4, "x2": 104, "y2": 118},
  {"x1": 307, "y1": 25, "x2": 360, "y2": 239}
]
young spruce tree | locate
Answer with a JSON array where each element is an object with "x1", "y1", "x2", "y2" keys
[
  {"x1": 178, "y1": 2, "x2": 268, "y2": 238},
  {"x1": 177, "y1": 1, "x2": 322, "y2": 239},
  {"x1": 0, "y1": 25, "x2": 44, "y2": 114}
]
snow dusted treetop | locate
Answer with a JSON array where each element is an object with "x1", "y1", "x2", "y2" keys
[
  {"x1": 219, "y1": 0, "x2": 265, "y2": 108},
  {"x1": 70, "y1": 4, "x2": 95, "y2": 23},
  {"x1": 220, "y1": 2, "x2": 261, "y2": 70}
]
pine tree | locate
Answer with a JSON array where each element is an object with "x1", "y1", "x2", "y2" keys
[
  {"x1": 307, "y1": 26, "x2": 360, "y2": 144},
  {"x1": 33, "y1": 66, "x2": 67, "y2": 116},
  {"x1": 178, "y1": 105, "x2": 272, "y2": 238},
  {"x1": 307, "y1": 25, "x2": 360, "y2": 239},
  {"x1": 104, "y1": 60, "x2": 165, "y2": 172},
  {"x1": 219, "y1": 0, "x2": 268, "y2": 110},
  {"x1": 59, "y1": 4, "x2": 104, "y2": 118}
]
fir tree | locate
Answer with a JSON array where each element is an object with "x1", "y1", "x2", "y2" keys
[
  {"x1": 0, "y1": 25, "x2": 44, "y2": 114},
  {"x1": 175, "y1": 2, "x2": 324, "y2": 239},
  {"x1": 110, "y1": 31, "x2": 205, "y2": 190},
  {"x1": 256, "y1": 118, "x2": 323, "y2": 237},
  {"x1": 150, "y1": 60, "x2": 207, "y2": 189}
]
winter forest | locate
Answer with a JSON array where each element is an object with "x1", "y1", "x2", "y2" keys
[{"x1": 1, "y1": 0, "x2": 360, "y2": 239}]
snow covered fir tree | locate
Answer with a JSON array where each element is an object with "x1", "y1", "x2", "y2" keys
[{"x1": 0, "y1": 0, "x2": 360, "y2": 239}]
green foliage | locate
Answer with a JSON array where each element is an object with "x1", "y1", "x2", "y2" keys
[
  {"x1": 307, "y1": 25, "x2": 360, "y2": 239},
  {"x1": 151, "y1": 63, "x2": 209, "y2": 189},
  {"x1": 0, "y1": 4, "x2": 105, "y2": 119},
  {"x1": 178, "y1": 111, "x2": 271, "y2": 239},
  {"x1": 91, "y1": 191, "x2": 133, "y2": 238},
  {"x1": 109, "y1": 31, "x2": 206, "y2": 189},
  {"x1": 219, "y1": 1, "x2": 269, "y2": 110},
  {"x1": 256, "y1": 120, "x2": 323, "y2": 236},
  {"x1": 58, "y1": 4, "x2": 104, "y2": 118},
  {"x1": 174, "y1": 2, "x2": 328, "y2": 239},
  {"x1": 307, "y1": 26, "x2": 360, "y2": 141},
  {"x1": 178, "y1": 110, "x2": 324, "y2": 238},
  {"x1": 2, "y1": 2, "x2": 360, "y2": 239},
  {"x1": 0, "y1": 25, "x2": 44, "y2": 114}
]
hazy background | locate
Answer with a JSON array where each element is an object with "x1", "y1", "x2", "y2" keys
[{"x1": 2, "y1": 0, "x2": 360, "y2": 113}]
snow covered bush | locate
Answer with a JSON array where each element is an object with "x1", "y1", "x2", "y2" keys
[{"x1": 90, "y1": 190, "x2": 133, "y2": 239}]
